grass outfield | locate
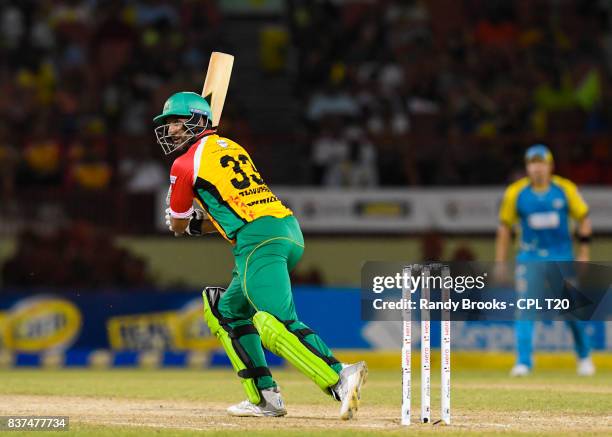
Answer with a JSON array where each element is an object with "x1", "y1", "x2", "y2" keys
[{"x1": 0, "y1": 368, "x2": 611, "y2": 436}]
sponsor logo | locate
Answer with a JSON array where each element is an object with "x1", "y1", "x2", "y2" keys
[
  {"x1": 107, "y1": 312, "x2": 182, "y2": 350},
  {"x1": 9, "y1": 296, "x2": 82, "y2": 352},
  {"x1": 170, "y1": 175, "x2": 177, "y2": 184},
  {"x1": 356, "y1": 201, "x2": 410, "y2": 218},
  {"x1": 527, "y1": 211, "x2": 560, "y2": 229},
  {"x1": 106, "y1": 298, "x2": 217, "y2": 351},
  {"x1": 176, "y1": 298, "x2": 217, "y2": 350},
  {"x1": 217, "y1": 140, "x2": 228, "y2": 148},
  {"x1": 239, "y1": 186, "x2": 271, "y2": 197},
  {"x1": 0, "y1": 312, "x2": 9, "y2": 349},
  {"x1": 246, "y1": 196, "x2": 279, "y2": 207},
  {"x1": 191, "y1": 108, "x2": 209, "y2": 117},
  {"x1": 552, "y1": 198, "x2": 564, "y2": 209}
]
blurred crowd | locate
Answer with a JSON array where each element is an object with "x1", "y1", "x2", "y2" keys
[
  {"x1": 0, "y1": 0, "x2": 611, "y2": 200},
  {"x1": 0, "y1": 0, "x2": 610, "y2": 204},
  {"x1": 290, "y1": 0, "x2": 612, "y2": 186},
  {"x1": 0, "y1": 0, "x2": 227, "y2": 203},
  {"x1": 2, "y1": 222, "x2": 152, "y2": 288}
]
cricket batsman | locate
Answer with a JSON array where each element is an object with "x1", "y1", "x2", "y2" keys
[
  {"x1": 495, "y1": 144, "x2": 595, "y2": 377},
  {"x1": 153, "y1": 91, "x2": 367, "y2": 418}
]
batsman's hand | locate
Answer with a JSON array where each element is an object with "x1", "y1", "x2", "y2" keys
[
  {"x1": 165, "y1": 208, "x2": 181, "y2": 237},
  {"x1": 185, "y1": 209, "x2": 208, "y2": 236},
  {"x1": 166, "y1": 208, "x2": 208, "y2": 237}
]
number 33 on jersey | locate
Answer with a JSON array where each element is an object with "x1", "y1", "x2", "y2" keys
[{"x1": 168, "y1": 134, "x2": 292, "y2": 242}]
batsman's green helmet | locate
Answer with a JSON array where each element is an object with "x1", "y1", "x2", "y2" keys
[{"x1": 153, "y1": 91, "x2": 211, "y2": 124}]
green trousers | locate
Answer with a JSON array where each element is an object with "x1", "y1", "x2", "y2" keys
[{"x1": 217, "y1": 215, "x2": 342, "y2": 390}]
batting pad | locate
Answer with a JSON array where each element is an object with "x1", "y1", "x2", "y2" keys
[
  {"x1": 202, "y1": 289, "x2": 263, "y2": 405},
  {"x1": 253, "y1": 311, "x2": 340, "y2": 392}
]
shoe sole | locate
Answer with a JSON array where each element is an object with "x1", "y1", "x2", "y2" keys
[
  {"x1": 340, "y1": 362, "x2": 368, "y2": 420},
  {"x1": 227, "y1": 409, "x2": 287, "y2": 418}
]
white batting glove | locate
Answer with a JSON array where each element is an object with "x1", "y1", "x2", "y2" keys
[
  {"x1": 165, "y1": 208, "x2": 175, "y2": 232},
  {"x1": 165, "y1": 208, "x2": 184, "y2": 237}
]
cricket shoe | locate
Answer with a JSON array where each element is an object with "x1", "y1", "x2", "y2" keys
[
  {"x1": 227, "y1": 386, "x2": 287, "y2": 417},
  {"x1": 509, "y1": 364, "x2": 531, "y2": 377},
  {"x1": 332, "y1": 361, "x2": 368, "y2": 420},
  {"x1": 577, "y1": 357, "x2": 595, "y2": 376}
]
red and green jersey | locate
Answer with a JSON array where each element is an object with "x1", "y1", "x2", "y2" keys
[{"x1": 168, "y1": 134, "x2": 292, "y2": 243}]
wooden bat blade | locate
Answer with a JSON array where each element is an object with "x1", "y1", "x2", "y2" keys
[{"x1": 202, "y1": 51, "x2": 234, "y2": 127}]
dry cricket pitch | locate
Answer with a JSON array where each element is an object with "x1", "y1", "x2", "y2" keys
[{"x1": 0, "y1": 368, "x2": 610, "y2": 436}]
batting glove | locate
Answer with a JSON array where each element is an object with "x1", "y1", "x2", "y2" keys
[
  {"x1": 165, "y1": 208, "x2": 175, "y2": 232},
  {"x1": 186, "y1": 209, "x2": 208, "y2": 236}
]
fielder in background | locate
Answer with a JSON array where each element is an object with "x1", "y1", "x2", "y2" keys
[
  {"x1": 495, "y1": 144, "x2": 595, "y2": 377},
  {"x1": 153, "y1": 91, "x2": 367, "y2": 419}
]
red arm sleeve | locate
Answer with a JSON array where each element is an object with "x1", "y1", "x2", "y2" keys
[{"x1": 168, "y1": 158, "x2": 194, "y2": 218}]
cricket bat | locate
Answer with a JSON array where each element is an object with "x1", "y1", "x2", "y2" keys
[{"x1": 202, "y1": 51, "x2": 234, "y2": 127}]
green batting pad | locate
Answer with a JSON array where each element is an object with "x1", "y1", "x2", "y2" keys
[
  {"x1": 202, "y1": 290, "x2": 261, "y2": 405},
  {"x1": 253, "y1": 311, "x2": 339, "y2": 392}
]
